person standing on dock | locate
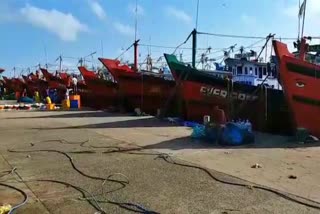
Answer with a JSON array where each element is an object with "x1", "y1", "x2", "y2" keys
[
  {"x1": 72, "y1": 75, "x2": 78, "y2": 94},
  {"x1": 213, "y1": 106, "x2": 227, "y2": 125},
  {"x1": 146, "y1": 54, "x2": 152, "y2": 71}
]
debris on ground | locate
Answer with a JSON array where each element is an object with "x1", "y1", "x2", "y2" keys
[
  {"x1": 251, "y1": 163, "x2": 262, "y2": 169},
  {"x1": 0, "y1": 204, "x2": 12, "y2": 214},
  {"x1": 288, "y1": 175, "x2": 297, "y2": 179}
]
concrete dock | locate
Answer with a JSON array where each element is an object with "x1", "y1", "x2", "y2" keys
[{"x1": 1, "y1": 110, "x2": 320, "y2": 213}]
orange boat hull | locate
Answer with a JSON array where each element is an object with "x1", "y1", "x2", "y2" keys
[
  {"x1": 273, "y1": 40, "x2": 320, "y2": 137},
  {"x1": 99, "y1": 58, "x2": 176, "y2": 115},
  {"x1": 78, "y1": 66, "x2": 118, "y2": 109}
]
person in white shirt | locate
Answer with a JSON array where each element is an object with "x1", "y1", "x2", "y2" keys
[{"x1": 72, "y1": 75, "x2": 78, "y2": 94}]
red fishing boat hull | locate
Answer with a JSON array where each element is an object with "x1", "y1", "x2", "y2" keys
[
  {"x1": 78, "y1": 66, "x2": 118, "y2": 109},
  {"x1": 40, "y1": 68, "x2": 69, "y2": 90},
  {"x1": 99, "y1": 58, "x2": 176, "y2": 115},
  {"x1": 273, "y1": 40, "x2": 320, "y2": 137},
  {"x1": 179, "y1": 80, "x2": 274, "y2": 128},
  {"x1": 22, "y1": 75, "x2": 37, "y2": 96},
  {"x1": 164, "y1": 53, "x2": 292, "y2": 134}
]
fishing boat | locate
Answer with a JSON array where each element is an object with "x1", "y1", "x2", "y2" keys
[
  {"x1": 99, "y1": 56, "x2": 177, "y2": 115},
  {"x1": 40, "y1": 68, "x2": 70, "y2": 90},
  {"x1": 273, "y1": 37, "x2": 320, "y2": 137},
  {"x1": 21, "y1": 73, "x2": 48, "y2": 97},
  {"x1": 12, "y1": 78, "x2": 25, "y2": 93},
  {"x1": 164, "y1": 53, "x2": 293, "y2": 134},
  {"x1": 272, "y1": 0, "x2": 320, "y2": 138},
  {"x1": 2, "y1": 76, "x2": 13, "y2": 91},
  {"x1": 78, "y1": 66, "x2": 118, "y2": 109}
]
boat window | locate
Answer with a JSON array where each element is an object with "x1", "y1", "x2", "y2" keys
[
  {"x1": 237, "y1": 66, "x2": 242, "y2": 75},
  {"x1": 258, "y1": 67, "x2": 263, "y2": 78},
  {"x1": 245, "y1": 67, "x2": 248, "y2": 75},
  {"x1": 232, "y1": 68, "x2": 236, "y2": 75},
  {"x1": 249, "y1": 67, "x2": 253, "y2": 74},
  {"x1": 263, "y1": 67, "x2": 267, "y2": 75},
  {"x1": 255, "y1": 67, "x2": 258, "y2": 75}
]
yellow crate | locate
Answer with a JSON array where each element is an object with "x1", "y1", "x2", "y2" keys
[
  {"x1": 62, "y1": 99, "x2": 70, "y2": 110},
  {"x1": 46, "y1": 103, "x2": 55, "y2": 110}
]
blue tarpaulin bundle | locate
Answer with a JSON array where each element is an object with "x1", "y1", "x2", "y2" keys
[
  {"x1": 18, "y1": 96, "x2": 34, "y2": 103},
  {"x1": 219, "y1": 123, "x2": 254, "y2": 146},
  {"x1": 204, "y1": 125, "x2": 219, "y2": 142},
  {"x1": 191, "y1": 124, "x2": 206, "y2": 138},
  {"x1": 184, "y1": 121, "x2": 200, "y2": 128}
]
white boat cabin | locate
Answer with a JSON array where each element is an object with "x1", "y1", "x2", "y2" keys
[{"x1": 224, "y1": 57, "x2": 282, "y2": 90}]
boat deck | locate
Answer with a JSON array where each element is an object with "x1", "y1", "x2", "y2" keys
[{"x1": 0, "y1": 108, "x2": 319, "y2": 213}]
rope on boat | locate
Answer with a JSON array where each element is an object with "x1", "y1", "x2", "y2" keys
[{"x1": 197, "y1": 31, "x2": 298, "y2": 40}]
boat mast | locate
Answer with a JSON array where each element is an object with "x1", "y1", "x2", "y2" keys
[
  {"x1": 133, "y1": 0, "x2": 139, "y2": 71},
  {"x1": 195, "y1": 0, "x2": 200, "y2": 30},
  {"x1": 192, "y1": 0, "x2": 200, "y2": 68},
  {"x1": 58, "y1": 55, "x2": 62, "y2": 71},
  {"x1": 192, "y1": 29, "x2": 197, "y2": 68},
  {"x1": 300, "y1": 0, "x2": 307, "y2": 39},
  {"x1": 297, "y1": 0, "x2": 301, "y2": 39}
]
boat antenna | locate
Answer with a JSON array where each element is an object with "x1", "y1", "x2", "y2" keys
[
  {"x1": 134, "y1": 0, "x2": 138, "y2": 41},
  {"x1": 297, "y1": 0, "x2": 301, "y2": 39},
  {"x1": 195, "y1": 0, "x2": 200, "y2": 30},
  {"x1": 300, "y1": 0, "x2": 307, "y2": 39},
  {"x1": 55, "y1": 55, "x2": 62, "y2": 71}
]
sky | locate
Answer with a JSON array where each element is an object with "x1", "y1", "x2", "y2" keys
[{"x1": 0, "y1": 0, "x2": 320, "y2": 76}]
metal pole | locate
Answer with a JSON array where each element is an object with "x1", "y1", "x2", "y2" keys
[
  {"x1": 134, "y1": 40, "x2": 138, "y2": 71},
  {"x1": 298, "y1": 0, "x2": 301, "y2": 39},
  {"x1": 301, "y1": 0, "x2": 307, "y2": 39},
  {"x1": 195, "y1": 0, "x2": 200, "y2": 30},
  {"x1": 134, "y1": 0, "x2": 138, "y2": 41},
  {"x1": 192, "y1": 29, "x2": 197, "y2": 68},
  {"x1": 59, "y1": 55, "x2": 62, "y2": 71}
]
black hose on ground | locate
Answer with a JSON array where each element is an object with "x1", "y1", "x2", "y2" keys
[
  {"x1": 8, "y1": 149, "x2": 128, "y2": 192},
  {"x1": 155, "y1": 154, "x2": 320, "y2": 211},
  {"x1": 7, "y1": 138, "x2": 320, "y2": 212},
  {"x1": 102, "y1": 147, "x2": 320, "y2": 211},
  {"x1": 30, "y1": 139, "x2": 320, "y2": 210},
  {"x1": 0, "y1": 182, "x2": 28, "y2": 214},
  {"x1": 7, "y1": 142, "x2": 159, "y2": 214}
]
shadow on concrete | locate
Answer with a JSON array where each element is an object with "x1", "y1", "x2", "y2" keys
[
  {"x1": 5, "y1": 111, "x2": 131, "y2": 119},
  {"x1": 142, "y1": 133, "x2": 320, "y2": 150},
  {"x1": 30, "y1": 117, "x2": 177, "y2": 130}
]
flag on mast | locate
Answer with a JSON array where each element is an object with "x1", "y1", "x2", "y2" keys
[{"x1": 299, "y1": 0, "x2": 306, "y2": 17}]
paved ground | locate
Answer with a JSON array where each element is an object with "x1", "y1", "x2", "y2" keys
[{"x1": 1, "y1": 110, "x2": 320, "y2": 213}]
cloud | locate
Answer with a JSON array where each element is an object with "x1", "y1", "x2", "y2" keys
[
  {"x1": 240, "y1": 14, "x2": 257, "y2": 25},
  {"x1": 165, "y1": 6, "x2": 192, "y2": 23},
  {"x1": 128, "y1": 3, "x2": 144, "y2": 16},
  {"x1": 20, "y1": 4, "x2": 88, "y2": 41},
  {"x1": 88, "y1": 0, "x2": 106, "y2": 20},
  {"x1": 113, "y1": 22, "x2": 134, "y2": 36}
]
